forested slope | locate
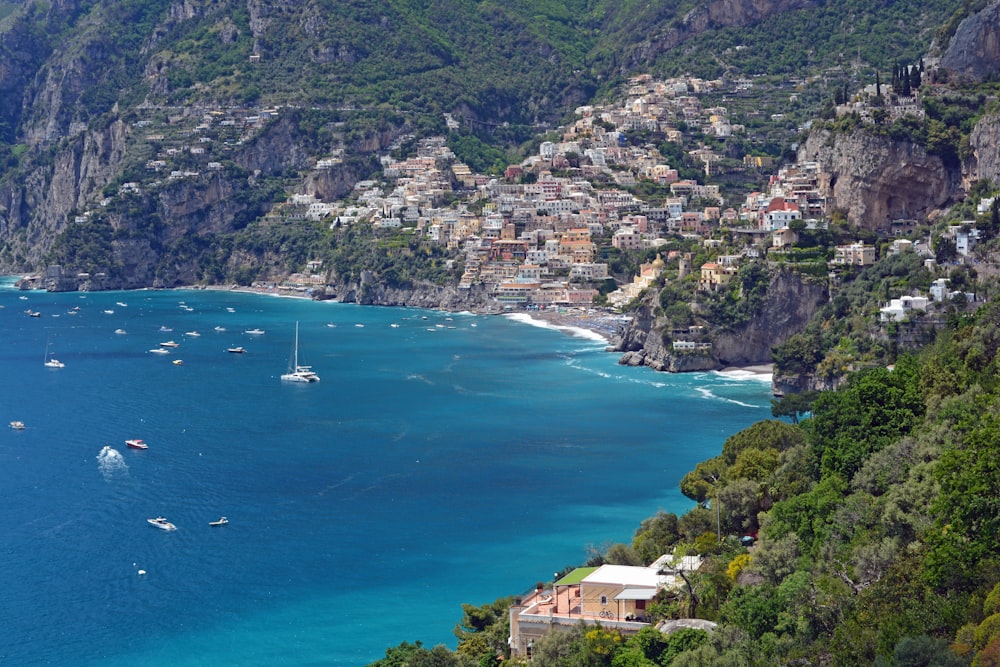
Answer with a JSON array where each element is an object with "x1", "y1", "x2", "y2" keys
[{"x1": 372, "y1": 299, "x2": 1000, "y2": 666}]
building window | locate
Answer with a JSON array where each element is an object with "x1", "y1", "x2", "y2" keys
[{"x1": 600, "y1": 595, "x2": 608, "y2": 605}]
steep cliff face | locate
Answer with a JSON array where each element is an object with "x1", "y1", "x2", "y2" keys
[
  {"x1": 0, "y1": 119, "x2": 131, "y2": 267},
  {"x1": 713, "y1": 271, "x2": 828, "y2": 366},
  {"x1": 615, "y1": 269, "x2": 827, "y2": 373},
  {"x1": 940, "y1": 0, "x2": 1000, "y2": 81},
  {"x1": 799, "y1": 130, "x2": 955, "y2": 230},
  {"x1": 966, "y1": 113, "x2": 1000, "y2": 188}
]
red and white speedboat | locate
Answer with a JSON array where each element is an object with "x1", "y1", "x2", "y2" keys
[{"x1": 125, "y1": 439, "x2": 148, "y2": 450}]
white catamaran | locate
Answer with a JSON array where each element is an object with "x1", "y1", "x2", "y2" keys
[{"x1": 280, "y1": 322, "x2": 320, "y2": 383}]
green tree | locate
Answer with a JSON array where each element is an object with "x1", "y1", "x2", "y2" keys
[{"x1": 771, "y1": 391, "x2": 819, "y2": 423}]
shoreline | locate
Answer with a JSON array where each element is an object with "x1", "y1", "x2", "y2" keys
[{"x1": 32, "y1": 281, "x2": 776, "y2": 380}]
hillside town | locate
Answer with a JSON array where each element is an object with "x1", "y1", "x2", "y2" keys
[
  {"x1": 41, "y1": 72, "x2": 986, "y2": 360},
  {"x1": 267, "y1": 74, "x2": 983, "y2": 349}
]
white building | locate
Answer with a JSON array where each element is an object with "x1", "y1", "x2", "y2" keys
[{"x1": 880, "y1": 295, "x2": 930, "y2": 322}]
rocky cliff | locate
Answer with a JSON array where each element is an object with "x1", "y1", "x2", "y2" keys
[
  {"x1": 329, "y1": 274, "x2": 503, "y2": 314},
  {"x1": 966, "y1": 113, "x2": 1000, "y2": 189},
  {"x1": 799, "y1": 129, "x2": 955, "y2": 231},
  {"x1": 940, "y1": 0, "x2": 1000, "y2": 81},
  {"x1": 615, "y1": 268, "x2": 828, "y2": 373}
]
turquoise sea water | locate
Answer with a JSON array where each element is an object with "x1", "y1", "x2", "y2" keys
[{"x1": 0, "y1": 281, "x2": 772, "y2": 666}]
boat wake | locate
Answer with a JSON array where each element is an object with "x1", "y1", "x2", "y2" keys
[{"x1": 97, "y1": 446, "x2": 128, "y2": 480}]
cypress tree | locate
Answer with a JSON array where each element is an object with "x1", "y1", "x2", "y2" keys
[{"x1": 990, "y1": 198, "x2": 1000, "y2": 240}]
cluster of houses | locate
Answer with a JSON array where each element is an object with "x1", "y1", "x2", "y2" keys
[
  {"x1": 69, "y1": 75, "x2": 986, "y2": 336},
  {"x1": 274, "y1": 76, "x2": 852, "y2": 312}
]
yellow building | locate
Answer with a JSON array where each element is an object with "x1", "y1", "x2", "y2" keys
[{"x1": 698, "y1": 262, "x2": 735, "y2": 291}]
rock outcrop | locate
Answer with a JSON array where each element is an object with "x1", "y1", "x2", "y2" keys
[
  {"x1": 940, "y1": 0, "x2": 1000, "y2": 82},
  {"x1": 966, "y1": 113, "x2": 1000, "y2": 188},
  {"x1": 322, "y1": 275, "x2": 504, "y2": 314},
  {"x1": 615, "y1": 269, "x2": 828, "y2": 373},
  {"x1": 799, "y1": 129, "x2": 955, "y2": 231}
]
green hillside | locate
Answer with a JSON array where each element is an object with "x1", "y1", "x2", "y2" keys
[{"x1": 371, "y1": 299, "x2": 1000, "y2": 666}]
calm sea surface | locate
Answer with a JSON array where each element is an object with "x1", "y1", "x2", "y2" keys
[{"x1": 0, "y1": 280, "x2": 772, "y2": 665}]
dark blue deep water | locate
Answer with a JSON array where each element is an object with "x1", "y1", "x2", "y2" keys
[{"x1": 0, "y1": 281, "x2": 772, "y2": 665}]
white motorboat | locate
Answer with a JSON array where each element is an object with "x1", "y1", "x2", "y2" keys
[
  {"x1": 280, "y1": 322, "x2": 320, "y2": 383},
  {"x1": 9, "y1": 420, "x2": 25, "y2": 430},
  {"x1": 147, "y1": 517, "x2": 176, "y2": 531},
  {"x1": 245, "y1": 328, "x2": 265, "y2": 335}
]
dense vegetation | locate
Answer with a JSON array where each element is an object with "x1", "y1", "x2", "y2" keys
[{"x1": 368, "y1": 298, "x2": 1000, "y2": 666}]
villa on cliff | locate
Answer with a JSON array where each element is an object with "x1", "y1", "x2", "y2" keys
[{"x1": 508, "y1": 554, "x2": 707, "y2": 658}]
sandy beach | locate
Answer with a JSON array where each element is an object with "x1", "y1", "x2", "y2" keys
[{"x1": 509, "y1": 307, "x2": 632, "y2": 344}]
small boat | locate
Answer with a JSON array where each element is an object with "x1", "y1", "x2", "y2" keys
[
  {"x1": 226, "y1": 307, "x2": 236, "y2": 313},
  {"x1": 159, "y1": 326, "x2": 173, "y2": 332},
  {"x1": 9, "y1": 420, "x2": 25, "y2": 430},
  {"x1": 184, "y1": 331, "x2": 200, "y2": 337},
  {"x1": 44, "y1": 341, "x2": 64, "y2": 368},
  {"x1": 149, "y1": 348, "x2": 169, "y2": 354},
  {"x1": 227, "y1": 346, "x2": 246, "y2": 354},
  {"x1": 172, "y1": 359, "x2": 184, "y2": 366},
  {"x1": 159, "y1": 340, "x2": 180, "y2": 348},
  {"x1": 209, "y1": 517, "x2": 229, "y2": 526},
  {"x1": 115, "y1": 329, "x2": 127, "y2": 335},
  {"x1": 281, "y1": 322, "x2": 320, "y2": 383},
  {"x1": 126, "y1": 439, "x2": 148, "y2": 449},
  {"x1": 26, "y1": 310, "x2": 41, "y2": 317},
  {"x1": 214, "y1": 326, "x2": 226, "y2": 332},
  {"x1": 147, "y1": 517, "x2": 176, "y2": 531},
  {"x1": 116, "y1": 302, "x2": 127, "y2": 307},
  {"x1": 244, "y1": 328, "x2": 265, "y2": 335},
  {"x1": 103, "y1": 309, "x2": 114, "y2": 314}
]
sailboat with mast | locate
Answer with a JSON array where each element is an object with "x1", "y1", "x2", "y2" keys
[
  {"x1": 44, "y1": 339, "x2": 65, "y2": 368},
  {"x1": 280, "y1": 322, "x2": 320, "y2": 383}
]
